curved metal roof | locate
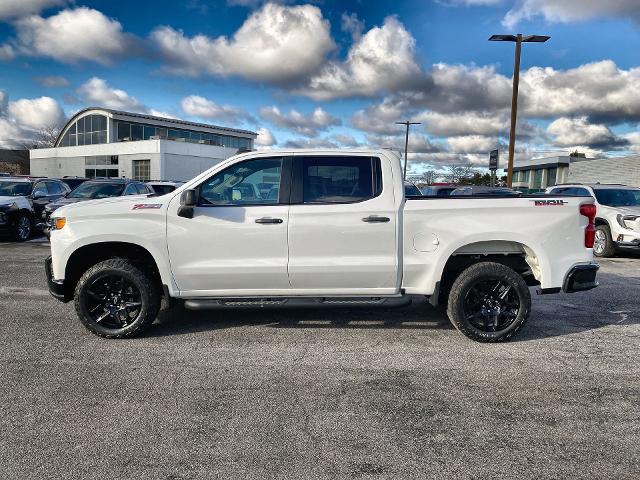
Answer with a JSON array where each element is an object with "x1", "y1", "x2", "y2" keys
[{"x1": 55, "y1": 107, "x2": 257, "y2": 146}]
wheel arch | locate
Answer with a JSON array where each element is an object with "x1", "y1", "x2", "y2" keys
[
  {"x1": 594, "y1": 217, "x2": 610, "y2": 227},
  {"x1": 63, "y1": 241, "x2": 164, "y2": 302},
  {"x1": 431, "y1": 239, "x2": 544, "y2": 305}
]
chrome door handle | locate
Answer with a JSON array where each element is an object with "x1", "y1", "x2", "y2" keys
[
  {"x1": 255, "y1": 217, "x2": 283, "y2": 224},
  {"x1": 362, "y1": 215, "x2": 390, "y2": 223}
]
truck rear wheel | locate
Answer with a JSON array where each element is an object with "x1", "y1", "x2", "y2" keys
[
  {"x1": 74, "y1": 259, "x2": 160, "y2": 339},
  {"x1": 446, "y1": 262, "x2": 531, "y2": 342}
]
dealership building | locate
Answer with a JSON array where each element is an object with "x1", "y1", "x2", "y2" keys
[
  {"x1": 30, "y1": 108, "x2": 257, "y2": 182},
  {"x1": 510, "y1": 154, "x2": 640, "y2": 192}
]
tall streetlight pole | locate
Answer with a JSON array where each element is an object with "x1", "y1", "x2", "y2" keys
[
  {"x1": 396, "y1": 120, "x2": 421, "y2": 180},
  {"x1": 489, "y1": 34, "x2": 550, "y2": 187}
]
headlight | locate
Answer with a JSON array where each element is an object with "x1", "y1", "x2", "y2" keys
[
  {"x1": 616, "y1": 214, "x2": 639, "y2": 229},
  {"x1": 1, "y1": 202, "x2": 17, "y2": 210},
  {"x1": 50, "y1": 217, "x2": 66, "y2": 230}
]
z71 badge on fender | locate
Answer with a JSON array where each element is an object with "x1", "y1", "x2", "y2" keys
[
  {"x1": 132, "y1": 204, "x2": 162, "y2": 210},
  {"x1": 532, "y1": 199, "x2": 568, "y2": 206}
]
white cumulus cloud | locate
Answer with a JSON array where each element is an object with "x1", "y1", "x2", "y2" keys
[
  {"x1": 181, "y1": 95, "x2": 249, "y2": 123},
  {"x1": 546, "y1": 117, "x2": 629, "y2": 150},
  {"x1": 151, "y1": 3, "x2": 334, "y2": 84},
  {"x1": 503, "y1": 0, "x2": 640, "y2": 28},
  {"x1": 14, "y1": 7, "x2": 133, "y2": 65},
  {"x1": 7, "y1": 96, "x2": 64, "y2": 129},
  {"x1": 77, "y1": 77, "x2": 144, "y2": 111},
  {"x1": 0, "y1": 91, "x2": 65, "y2": 147},
  {"x1": 0, "y1": 0, "x2": 69, "y2": 20},
  {"x1": 255, "y1": 127, "x2": 276, "y2": 147},
  {"x1": 260, "y1": 106, "x2": 340, "y2": 137},
  {"x1": 447, "y1": 135, "x2": 499, "y2": 153},
  {"x1": 297, "y1": 16, "x2": 422, "y2": 100}
]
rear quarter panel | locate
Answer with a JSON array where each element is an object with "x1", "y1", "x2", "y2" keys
[{"x1": 402, "y1": 196, "x2": 595, "y2": 294}]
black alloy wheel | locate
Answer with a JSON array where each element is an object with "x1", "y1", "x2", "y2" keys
[
  {"x1": 461, "y1": 279, "x2": 520, "y2": 332},
  {"x1": 84, "y1": 274, "x2": 142, "y2": 329},
  {"x1": 74, "y1": 259, "x2": 160, "y2": 338},
  {"x1": 446, "y1": 262, "x2": 531, "y2": 342}
]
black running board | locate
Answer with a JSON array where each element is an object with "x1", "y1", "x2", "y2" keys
[{"x1": 183, "y1": 296, "x2": 412, "y2": 310}]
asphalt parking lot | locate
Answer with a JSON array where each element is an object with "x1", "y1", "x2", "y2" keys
[{"x1": 1, "y1": 238, "x2": 639, "y2": 479}]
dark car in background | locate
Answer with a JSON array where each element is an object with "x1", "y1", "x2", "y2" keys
[
  {"x1": 422, "y1": 185, "x2": 457, "y2": 197},
  {"x1": 146, "y1": 180, "x2": 185, "y2": 196},
  {"x1": 0, "y1": 177, "x2": 69, "y2": 241},
  {"x1": 40, "y1": 179, "x2": 153, "y2": 233},
  {"x1": 450, "y1": 186, "x2": 521, "y2": 196},
  {"x1": 59, "y1": 176, "x2": 89, "y2": 191},
  {"x1": 404, "y1": 181, "x2": 423, "y2": 196}
]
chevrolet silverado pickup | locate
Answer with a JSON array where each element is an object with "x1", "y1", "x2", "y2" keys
[{"x1": 45, "y1": 149, "x2": 599, "y2": 342}]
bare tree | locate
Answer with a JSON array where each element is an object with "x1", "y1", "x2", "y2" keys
[
  {"x1": 444, "y1": 164, "x2": 477, "y2": 184},
  {"x1": 409, "y1": 170, "x2": 438, "y2": 187},
  {"x1": 20, "y1": 125, "x2": 62, "y2": 149}
]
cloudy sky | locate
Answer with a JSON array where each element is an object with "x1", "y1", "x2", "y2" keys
[{"x1": 0, "y1": 0, "x2": 639, "y2": 173}]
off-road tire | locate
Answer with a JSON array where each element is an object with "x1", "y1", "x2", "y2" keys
[
  {"x1": 446, "y1": 262, "x2": 531, "y2": 343},
  {"x1": 74, "y1": 259, "x2": 161, "y2": 339},
  {"x1": 593, "y1": 224, "x2": 616, "y2": 258}
]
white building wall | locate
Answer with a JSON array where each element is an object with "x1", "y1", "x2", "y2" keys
[
  {"x1": 162, "y1": 154, "x2": 224, "y2": 181},
  {"x1": 567, "y1": 156, "x2": 640, "y2": 187},
  {"x1": 30, "y1": 139, "x2": 240, "y2": 181}
]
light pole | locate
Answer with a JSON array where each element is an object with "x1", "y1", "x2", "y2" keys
[
  {"x1": 396, "y1": 120, "x2": 421, "y2": 180},
  {"x1": 489, "y1": 34, "x2": 550, "y2": 187}
]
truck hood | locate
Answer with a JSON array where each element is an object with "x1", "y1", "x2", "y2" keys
[{"x1": 54, "y1": 194, "x2": 164, "y2": 218}]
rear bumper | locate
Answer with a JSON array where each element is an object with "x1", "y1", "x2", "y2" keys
[
  {"x1": 45, "y1": 256, "x2": 69, "y2": 302},
  {"x1": 563, "y1": 263, "x2": 599, "y2": 293}
]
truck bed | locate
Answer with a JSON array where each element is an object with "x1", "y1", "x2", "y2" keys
[{"x1": 401, "y1": 195, "x2": 595, "y2": 294}]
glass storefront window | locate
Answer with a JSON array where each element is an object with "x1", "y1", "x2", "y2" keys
[
  {"x1": 547, "y1": 168, "x2": 557, "y2": 187},
  {"x1": 85, "y1": 155, "x2": 119, "y2": 178}
]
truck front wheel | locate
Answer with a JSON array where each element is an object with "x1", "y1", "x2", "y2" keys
[
  {"x1": 74, "y1": 259, "x2": 160, "y2": 338},
  {"x1": 446, "y1": 262, "x2": 531, "y2": 342}
]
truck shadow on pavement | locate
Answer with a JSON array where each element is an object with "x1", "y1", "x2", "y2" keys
[
  {"x1": 147, "y1": 270, "x2": 640, "y2": 341},
  {"x1": 150, "y1": 297, "x2": 455, "y2": 338}
]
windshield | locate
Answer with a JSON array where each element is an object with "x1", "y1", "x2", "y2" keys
[
  {"x1": 149, "y1": 184, "x2": 175, "y2": 195},
  {"x1": 594, "y1": 188, "x2": 640, "y2": 207},
  {"x1": 68, "y1": 182, "x2": 125, "y2": 199},
  {"x1": 0, "y1": 181, "x2": 32, "y2": 197}
]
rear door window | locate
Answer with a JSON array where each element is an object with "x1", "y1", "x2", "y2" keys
[
  {"x1": 45, "y1": 181, "x2": 63, "y2": 195},
  {"x1": 32, "y1": 182, "x2": 48, "y2": 196},
  {"x1": 123, "y1": 184, "x2": 138, "y2": 195},
  {"x1": 299, "y1": 156, "x2": 381, "y2": 204}
]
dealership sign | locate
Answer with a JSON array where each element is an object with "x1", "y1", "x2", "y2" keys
[{"x1": 489, "y1": 149, "x2": 499, "y2": 170}]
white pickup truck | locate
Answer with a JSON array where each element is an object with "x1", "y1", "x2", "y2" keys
[{"x1": 45, "y1": 149, "x2": 599, "y2": 342}]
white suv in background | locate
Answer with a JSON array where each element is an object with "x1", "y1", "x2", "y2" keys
[{"x1": 546, "y1": 184, "x2": 640, "y2": 257}]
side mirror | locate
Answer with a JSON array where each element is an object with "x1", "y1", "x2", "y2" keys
[
  {"x1": 32, "y1": 191, "x2": 46, "y2": 200},
  {"x1": 177, "y1": 189, "x2": 197, "y2": 219}
]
